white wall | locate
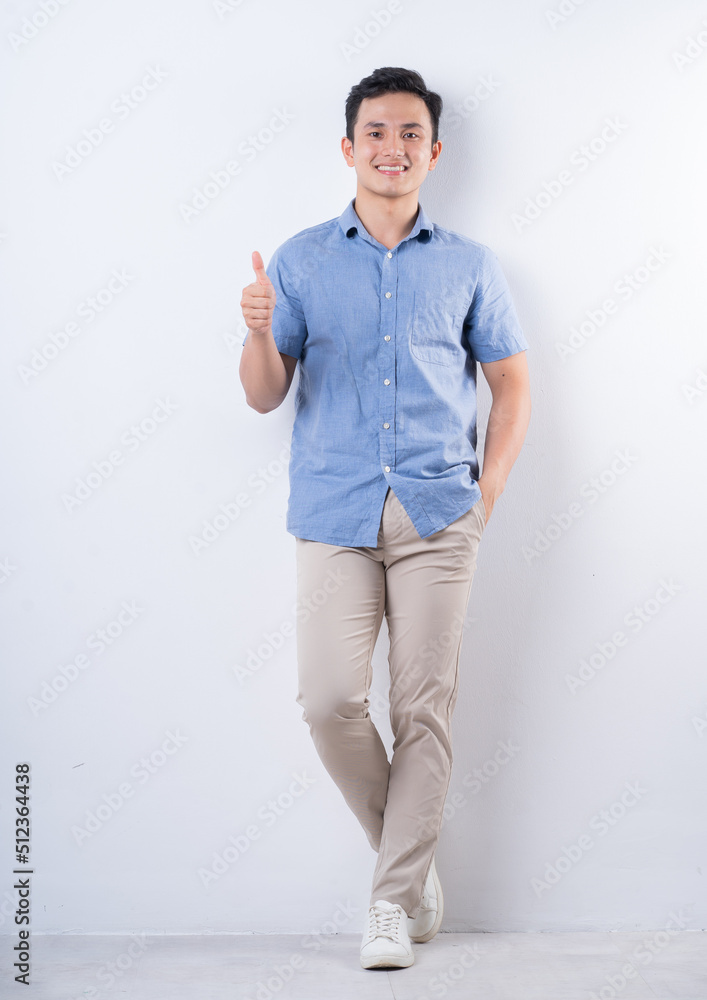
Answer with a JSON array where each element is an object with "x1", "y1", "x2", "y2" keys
[{"x1": 1, "y1": 0, "x2": 705, "y2": 937}]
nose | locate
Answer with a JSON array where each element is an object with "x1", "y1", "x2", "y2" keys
[{"x1": 381, "y1": 133, "x2": 405, "y2": 158}]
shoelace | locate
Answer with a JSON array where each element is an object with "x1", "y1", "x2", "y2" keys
[{"x1": 368, "y1": 903, "x2": 402, "y2": 941}]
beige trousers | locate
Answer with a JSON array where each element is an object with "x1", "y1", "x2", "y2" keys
[{"x1": 294, "y1": 485, "x2": 486, "y2": 917}]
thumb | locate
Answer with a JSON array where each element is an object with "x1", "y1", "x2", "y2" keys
[{"x1": 252, "y1": 250, "x2": 272, "y2": 287}]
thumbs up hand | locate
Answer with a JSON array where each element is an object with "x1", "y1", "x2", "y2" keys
[{"x1": 241, "y1": 250, "x2": 276, "y2": 334}]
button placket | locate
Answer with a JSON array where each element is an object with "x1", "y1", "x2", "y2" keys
[{"x1": 380, "y1": 247, "x2": 397, "y2": 475}]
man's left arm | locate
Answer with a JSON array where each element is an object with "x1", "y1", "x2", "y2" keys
[{"x1": 477, "y1": 351, "x2": 531, "y2": 524}]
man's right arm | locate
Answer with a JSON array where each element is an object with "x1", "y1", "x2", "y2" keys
[
  {"x1": 239, "y1": 330, "x2": 297, "y2": 413},
  {"x1": 239, "y1": 249, "x2": 297, "y2": 413}
]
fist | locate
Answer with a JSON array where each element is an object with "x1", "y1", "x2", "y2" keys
[{"x1": 241, "y1": 250, "x2": 276, "y2": 334}]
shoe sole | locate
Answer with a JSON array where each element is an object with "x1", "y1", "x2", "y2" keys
[
  {"x1": 361, "y1": 952, "x2": 414, "y2": 969},
  {"x1": 409, "y1": 859, "x2": 444, "y2": 943}
]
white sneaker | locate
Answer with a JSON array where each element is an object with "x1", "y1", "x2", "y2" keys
[
  {"x1": 360, "y1": 899, "x2": 414, "y2": 969},
  {"x1": 407, "y1": 854, "x2": 443, "y2": 943}
]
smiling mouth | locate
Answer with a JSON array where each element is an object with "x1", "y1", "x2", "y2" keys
[{"x1": 375, "y1": 165, "x2": 409, "y2": 174}]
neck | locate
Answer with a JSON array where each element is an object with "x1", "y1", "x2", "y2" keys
[{"x1": 352, "y1": 189, "x2": 420, "y2": 250}]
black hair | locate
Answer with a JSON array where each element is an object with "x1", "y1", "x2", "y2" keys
[{"x1": 345, "y1": 66, "x2": 442, "y2": 150}]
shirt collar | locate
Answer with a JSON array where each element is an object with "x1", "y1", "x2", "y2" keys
[{"x1": 338, "y1": 197, "x2": 434, "y2": 245}]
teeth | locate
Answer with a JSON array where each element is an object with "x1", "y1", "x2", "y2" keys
[{"x1": 377, "y1": 165, "x2": 406, "y2": 171}]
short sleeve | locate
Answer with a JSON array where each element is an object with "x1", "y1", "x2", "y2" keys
[
  {"x1": 464, "y1": 248, "x2": 529, "y2": 362},
  {"x1": 241, "y1": 243, "x2": 307, "y2": 359}
]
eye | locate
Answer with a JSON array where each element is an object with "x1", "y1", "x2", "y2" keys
[{"x1": 367, "y1": 131, "x2": 419, "y2": 138}]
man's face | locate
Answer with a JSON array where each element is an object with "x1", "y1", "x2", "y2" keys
[{"x1": 341, "y1": 91, "x2": 441, "y2": 198}]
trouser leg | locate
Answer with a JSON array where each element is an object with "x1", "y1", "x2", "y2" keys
[
  {"x1": 369, "y1": 491, "x2": 486, "y2": 917},
  {"x1": 294, "y1": 532, "x2": 389, "y2": 852}
]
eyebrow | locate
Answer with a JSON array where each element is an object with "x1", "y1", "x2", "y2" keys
[{"x1": 361, "y1": 121, "x2": 426, "y2": 131}]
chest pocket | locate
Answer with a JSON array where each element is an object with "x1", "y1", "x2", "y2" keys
[{"x1": 410, "y1": 289, "x2": 468, "y2": 367}]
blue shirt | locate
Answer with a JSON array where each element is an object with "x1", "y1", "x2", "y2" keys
[{"x1": 242, "y1": 197, "x2": 529, "y2": 547}]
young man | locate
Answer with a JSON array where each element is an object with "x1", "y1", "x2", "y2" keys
[{"x1": 239, "y1": 67, "x2": 531, "y2": 970}]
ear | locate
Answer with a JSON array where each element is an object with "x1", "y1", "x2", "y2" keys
[
  {"x1": 341, "y1": 135, "x2": 355, "y2": 167},
  {"x1": 428, "y1": 139, "x2": 442, "y2": 170}
]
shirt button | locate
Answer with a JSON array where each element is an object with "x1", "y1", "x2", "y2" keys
[
  {"x1": 387, "y1": 252, "x2": 392, "y2": 258},
  {"x1": 384, "y1": 335, "x2": 390, "y2": 341},
  {"x1": 383, "y1": 423, "x2": 390, "y2": 429},
  {"x1": 384, "y1": 465, "x2": 390, "y2": 472},
  {"x1": 383, "y1": 378, "x2": 390, "y2": 385},
  {"x1": 385, "y1": 292, "x2": 392, "y2": 298}
]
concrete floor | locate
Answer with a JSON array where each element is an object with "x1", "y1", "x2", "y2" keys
[{"x1": 15, "y1": 930, "x2": 707, "y2": 999}]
